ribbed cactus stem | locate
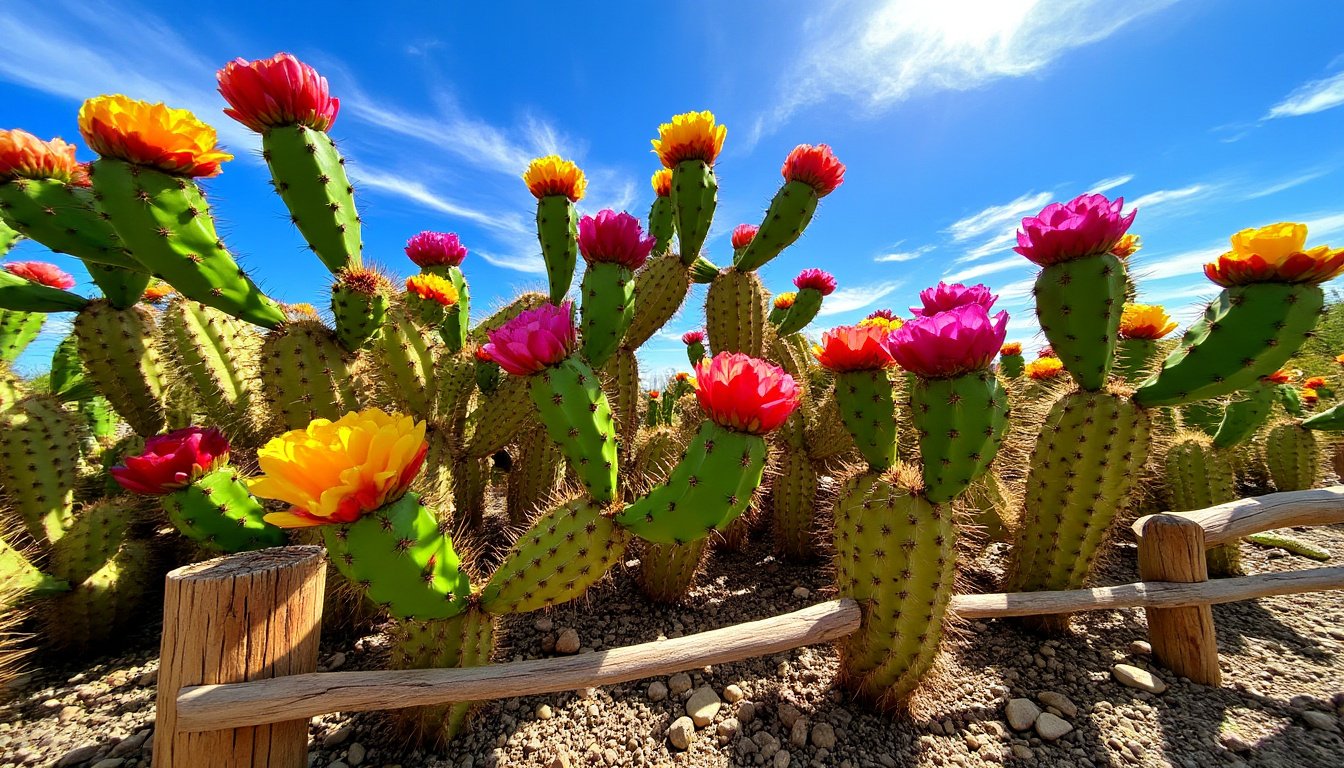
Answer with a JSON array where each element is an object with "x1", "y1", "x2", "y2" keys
[
  {"x1": 505, "y1": 426, "x2": 565, "y2": 526},
  {"x1": 159, "y1": 298, "x2": 266, "y2": 445},
  {"x1": 528, "y1": 357, "x2": 618, "y2": 503},
  {"x1": 260, "y1": 124, "x2": 362, "y2": 273},
  {"x1": 0, "y1": 396, "x2": 78, "y2": 544},
  {"x1": 74, "y1": 300, "x2": 167, "y2": 436},
  {"x1": 371, "y1": 305, "x2": 439, "y2": 421},
  {"x1": 1265, "y1": 421, "x2": 1320, "y2": 492},
  {"x1": 580, "y1": 262, "x2": 635, "y2": 368},
  {"x1": 1114, "y1": 338, "x2": 1159, "y2": 384},
  {"x1": 1163, "y1": 434, "x2": 1241, "y2": 576},
  {"x1": 771, "y1": 444, "x2": 820, "y2": 560},
  {"x1": 734, "y1": 180, "x2": 819, "y2": 272},
  {"x1": 909, "y1": 371, "x2": 1009, "y2": 503},
  {"x1": 43, "y1": 498, "x2": 150, "y2": 653},
  {"x1": 389, "y1": 608, "x2": 493, "y2": 747},
  {"x1": 637, "y1": 539, "x2": 707, "y2": 603},
  {"x1": 1034, "y1": 252, "x2": 1127, "y2": 391},
  {"x1": 330, "y1": 268, "x2": 389, "y2": 351},
  {"x1": 624, "y1": 252, "x2": 692, "y2": 349},
  {"x1": 670, "y1": 159, "x2": 717, "y2": 265},
  {"x1": 536, "y1": 195, "x2": 578, "y2": 304},
  {"x1": 705, "y1": 269, "x2": 770, "y2": 359},
  {"x1": 259, "y1": 319, "x2": 361, "y2": 431}
]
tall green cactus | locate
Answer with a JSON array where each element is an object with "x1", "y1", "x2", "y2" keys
[
  {"x1": 259, "y1": 319, "x2": 361, "y2": 430},
  {"x1": 705, "y1": 269, "x2": 770, "y2": 359},
  {"x1": 158, "y1": 298, "x2": 266, "y2": 445},
  {"x1": 73, "y1": 300, "x2": 167, "y2": 436},
  {"x1": 1265, "y1": 421, "x2": 1320, "y2": 492},
  {"x1": 1163, "y1": 433, "x2": 1241, "y2": 576},
  {"x1": 0, "y1": 395, "x2": 79, "y2": 544}
]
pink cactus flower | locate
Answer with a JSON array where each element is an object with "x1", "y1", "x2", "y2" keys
[
  {"x1": 783, "y1": 144, "x2": 845, "y2": 197},
  {"x1": 731, "y1": 224, "x2": 759, "y2": 250},
  {"x1": 110, "y1": 427, "x2": 230, "y2": 495},
  {"x1": 793, "y1": 268, "x2": 837, "y2": 295},
  {"x1": 404, "y1": 231, "x2": 468, "y2": 267},
  {"x1": 693, "y1": 352, "x2": 801, "y2": 435},
  {"x1": 578, "y1": 209, "x2": 655, "y2": 270},
  {"x1": 885, "y1": 304, "x2": 1009, "y2": 378},
  {"x1": 482, "y1": 301, "x2": 577, "y2": 376},
  {"x1": 909, "y1": 282, "x2": 998, "y2": 317},
  {"x1": 1015, "y1": 193, "x2": 1137, "y2": 267},
  {"x1": 217, "y1": 52, "x2": 340, "y2": 133},
  {"x1": 4, "y1": 261, "x2": 76, "y2": 290},
  {"x1": 681, "y1": 330, "x2": 705, "y2": 345}
]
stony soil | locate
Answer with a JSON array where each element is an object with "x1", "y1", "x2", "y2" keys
[{"x1": 3, "y1": 522, "x2": 1343, "y2": 768}]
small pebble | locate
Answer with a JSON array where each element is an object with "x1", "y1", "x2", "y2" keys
[
  {"x1": 1301, "y1": 710, "x2": 1340, "y2": 732},
  {"x1": 1035, "y1": 712, "x2": 1073, "y2": 741},
  {"x1": 1112, "y1": 664, "x2": 1168, "y2": 694},
  {"x1": 792, "y1": 586, "x2": 811, "y2": 599},
  {"x1": 1128, "y1": 640, "x2": 1153, "y2": 656},
  {"x1": 647, "y1": 680, "x2": 668, "y2": 702},
  {"x1": 686, "y1": 686, "x2": 721, "y2": 727},
  {"x1": 811, "y1": 722, "x2": 837, "y2": 749},
  {"x1": 717, "y1": 718, "x2": 740, "y2": 744},
  {"x1": 668, "y1": 716, "x2": 695, "y2": 750},
  {"x1": 668, "y1": 672, "x2": 693, "y2": 696},
  {"x1": 555, "y1": 628, "x2": 581, "y2": 655},
  {"x1": 736, "y1": 700, "x2": 757, "y2": 724},
  {"x1": 536, "y1": 704, "x2": 554, "y2": 720},
  {"x1": 346, "y1": 742, "x2": 366, "y2": 766},
  {"x1": 1005, "y1": 698, "x2": 1041, "y2": 731},
  {"x1": 724, "y1": 683, "x2": 745, "y2": 703},
  {"x1": 323, "y1": 724, "x2": 354, "y2": 747}
]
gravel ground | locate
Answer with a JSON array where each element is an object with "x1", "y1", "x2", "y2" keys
[{"x1": 3, "y1": 520, "x2": 1343, "y2": 768}]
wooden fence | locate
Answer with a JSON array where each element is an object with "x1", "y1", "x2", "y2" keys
[{"x1": 151, "y1": 486, "x2": 1344, "y2": 767}]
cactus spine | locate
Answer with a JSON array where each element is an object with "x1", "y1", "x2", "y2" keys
[
  {"x1": 259, "y1": 319, "x2": 361, "y2": 430},
  {"x1": 1114, "y1": 338, "x2": 1159, "y2": 383},
  {"x1": 1265, "y1": 421, "x2": 1319, "y2": 492},
  {"x1": 72, "y1": 301, "x2": 167, "y2": 436}
]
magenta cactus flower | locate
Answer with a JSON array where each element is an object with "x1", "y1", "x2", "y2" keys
[
  {"x1": 405, "y1": 231, "x2": 468, "y2": 267},
  {"x1": 1015, "y1": 193, "x2": 1137, "y2": 267},
  {"x1": 110, "y1": 427, "x2": 231, "y2": 495},
  {"x1": 793, "y1": 268, "x2": 837, "y2": 295},
  {"x1": 578, "y1": 209, "x2": 655, "y2": 269},
  {"x1": 885, "y1": 304, "x2": 1009, "y2": 378},
  {"x1": 909, "y1": 281, "x2": 998, "y2": 317},
  {"x1": 482, "y1": 301, "x2": 577, "y2": 376},
  {"x1": 731, "y1": 224, "x2": 759, "y2": 250},
  {"x1": 681, "y1": 330, "x2": 705, "y2": 345}
]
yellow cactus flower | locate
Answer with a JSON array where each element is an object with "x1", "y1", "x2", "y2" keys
[
  {"x1": 652, "y1": 111, "x2": 727, "y2": 169},
  {"x1": 857, "y1": 315, "x2": 903, "y2": 333},
  {"x1": 773, "y1": 292, "x2": 797, "y2": 310},
  {"x1": 251, "y1": 408, "x2": 428, "y2": 528},
  {"x1": 78, "y1": 95, "x2": 233, "y2": 178},
  {"x1": 1110, "y1": 233, "x2": 1142, "y2": 259},
  {"x1": 1118, "y1": 303, "x2": 1179, "y2": 340},
  {"x1": 1025, "y1": 357, "x2": 1066, "y2": 380},
  {"x1": 651, "y1": 168, "x2": 672, "y2": 197},
  {"x1": 1205, "y1": 222, "x2": 1344, "y2": 286},
  {"x1": 523, "y1": 155, "x2": 587, "y2": 202},
  {"x1": 405, "y1": 273, "x2": 458, "y2": 306}
]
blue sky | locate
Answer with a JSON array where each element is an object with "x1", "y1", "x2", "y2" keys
[{"x1": 3, "y1": 0, "x2": 1344, "y2": 382}]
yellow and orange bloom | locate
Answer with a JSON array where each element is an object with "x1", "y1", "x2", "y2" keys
[
  {"x1": 651, "y1": 111, "x2": 726, "y2": 169},
  {"x1": 1118, "y1": 303, "x2": 1179, "y2": 340},
  {"x1": 1110, "y1": 233, "x2": 1142, "y2": 259},
  {"x1": 1000, "y1": 342, "x2": 1023, "y2": 356},
  {"x1": 857, "y1": 315, "x2": 903, "y2": 333},
  {"x1": 773, "y1": 292, "x2": 796, "y2": 310},
  {"x1": 1336, "y1": 353, "x2": 1344, "y2": 367},
  {"x1": 285, "y1": 302, "x2": 319, "y2": 319},
  {"x1": 78, "y1": 95, "x2": 233, "y2": 178},
  {"x1": 1305, "y1": 376, "x2": 1327, "y2": 390},
  {"x1": 1303, "y1": 388, "x2": 1320, "y2": 406},
  {"x1": 1025, "y1": 357, "x2": 1066, "y2": 380},
  {"x1": 405, "y1": 273, "x2": 458, "y2": 306},
  {"x1": 141, "y1": 281, "x2": 174, "y2": 303},
  {"x1": 1263, "y1": 369, "x2": 1293, "y2": 384},
  {"x1": 0, "y1": 129, "x2": 82, "y2": 183},
  {"x1": 251, "y1": 409, "x2": 428, "y2": 528},
  {"x1": 1204, "y1": 222, "x2": 1344, "y2": 287},
  {"x1": 651, "y1": 168, "x2": 672, "y2": 198},
  {"x1": 523, "y1": 155, "x2": 586, "y2": 202}
]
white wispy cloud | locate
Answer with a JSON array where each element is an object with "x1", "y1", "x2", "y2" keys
[
  {"x1": 816, "y1": 281, "x2": 904, "y2": 317},
  {"x1": 944, "y1": 255, "x2": 1026, "y2": 283},
  {"x1": 874, "y1": 245, "x2": 934, "y2": 263},
  {"x1": 474, "y1": 249, "x2": 546, "y2": 275},
  {"x1": 1127, "y1": 183, "x2": 1210, "y2": 212},
  {"x1": 955, "y1": 228, "x2": 1019, "y2": 264},
  {"x1": 947, "y1": 190, "x2": 1054, "y2": 242},
  {"x1": 1265, "y1": 70, "x2": 1344, "y2": 119},
  {"x1": 349, "y1": 169, "x2": 530, "y2": 235},
  {"x1": 1088, "y1": 174, "x2": 1135, "y2": 194},
  {"x1": 1243, "y1": 167, "x2": 1333, "y2": 199}
]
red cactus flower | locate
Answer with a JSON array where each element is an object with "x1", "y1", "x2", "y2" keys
[
  {"x1": 681, "y1": 330, "x2": 705, "y2": 345},
  {"x1": 793, "y1": 268, "x2": 837, "y2": 295},
  {"x1": 813, "y1": 325, "x2": 896, "y2": 373},
  {"x1": 783, "y1": 144, "x2": 845, "y2": 198},
  {"x1": 1305, "y1": 376, "x2": 1327, "y2": 390},
  {"x1": 110, "y1": 426, "x2": 230, "y2": 495},
  {"x1": 482, "y1": 301, "x2": 576, "y2": 376},
  {"x1": 4, "y1": 261, "x2": 76, "y2": 290},
  {"x1": 578, "y1": 209, "x2": 655, "y2": 269},
  {"x1": 731, "y1": 224, "x2": 758, "y2": 250},
  {"x1": 648, "y1": 390, "x2": 660, "y2": 399},
  {"x1": 217, "y1": 53, "x2": 340, "y2": 133},
  {"x1": 1263, "y1": 369, "x2": 1292, "y2": 384},
  {"x1": 867, "y1": 309, "x2": 895, "y2": 321},
  {"x1": 405, "y1": 231, "x2": 468, "y2": 267},
  {"x1": 0, "y1": 129, "x2": 81, "y2": 184},
  {"x1": 693, "y1": 352, "x2": 800, "y2": 435}
]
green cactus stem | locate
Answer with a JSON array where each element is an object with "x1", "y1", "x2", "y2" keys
[
  {"x1": 580, "y1": 262, "x2": 635, "y2": 368},
  {"x1": 1163, "y1": 434, "x2": 1242, "y2": 577},
  {"x1": 1245, "y1": 531, "x2": 1330, "y2": 561},
  {"x1": 505, "y1": 426, "x2": 565, "y2": 526},
  {"x1": 0, "y1": 177, "x2": 137, "y2": 269},
  {"x1": 86, "y1": 264, "x2": 150, "y2": 310},
  {"x1": 73, "y1": 300, "x2": 166, "y2": 436},
  {"x1": 734, "y1": 181, "x2": 819, "y2": 272},
  {"x1": 771, "y1": 444, "x2": 820, "y2": 560},
  {"x1": 962, "y1": 472, "x2": 1011, "y2": 544},
  {"x1": 160, "y1": 468, "x2": 285, "y2": 552},
  {"x1": 834, "y1": 369, "x2": 898, "y2": 471},
  {"x1": 1135, "y1": 283, "x2": 1323, "y2": 407},
  {"x1": 465, "y1": 373, "x2": 533, "y2": 459},
  {"x1": 647, "y1": 190, "x2": 675, "y2": 256},
  {"x1": 389, "y1": 607, "x2": 493, "y2": 748},
  {"x1": 670, "y1": 159, "x2": 717, "y2": 264},
  {"x1": 330, "y1": 268, "x2": 389, "y2": 351},
  {"x1": 624, "y1": 252, "x2": 692, "y2": 349},
  {"x1": 1005, "y1": 386, "x2": 1151, "y2": 633},
  {"x1": 999, "y1": 352, "x2": 1025, "y2": 379},
  {"x1": 450, "y1": 456, "x2": 491, "y2": 531},
  {"x1": 1302, "y1": 401, "x2": 1344, "y2": 431},
  {"x1": 617, "y1": 420, "x2": 768, "y2": 544},
  {"x1": 0, "y1": 309, "x2": 43, "y2": 363},
  {"x1": 432, "y1": 347, "x2": 476, "y2": 435},
  {"x1": 259, "y1": 318, "x2": 361, "y2": 431},
  {"x1": 159, "y1": 298, "x2": 266, "y2": 444},
  {"x1": 1179, "y1": 399, "x2": 1225, "y2": 437},
  {"x1": 636, "y1": 539, "x2": 707, "y2": 603},
  {"x1": 469, "y1": 291, "x2": 548, "y2": 346},
  {"x1": 1114, "y1": 338, "x2": 1159, "y2": 384},
  {"x1": 87, "y1": 158, "x2": 286, "y2": 328},
  {"x1": 0, "y1": 534, "x2": 66, "y2": 598},
  {"x1": 690, "y1": 256, "x2": 719, "y2": 284},
  {"x1": 776, "y1": 288, "x2": 825, "y2": 336},
  {"x1": 1213, "y1": 382, "x2": 1277, "y2": 447},
  {"x1": 536, "y1": 195, "x2": 579, "y2": 304},
  {"x1": 910, "y1": 372, "x2": 1009, "y2": 503},
  {"x1": 0, "y1": 220, "x2": 21, "y2": 256},
  {"x1": 833, "y1": 469, "x2": 956, "y2": 708},
  {"x1": 529, "y1": 357, "x2": 618, "y2": 503},
  {"x1": 1265, "y1": 421, "x2": 1319, "y2": 492},
  {"x1": 1033, "y1": 252, "x2": 1127, "y2": 391},
  {"x1": 0, "y1": 268, "x2": 88, "y2": 313},
  {"x1": 806, "y1": 394, "x2": 856, "y2": 463},
  {"x1": 75, "y1": 397, "x2": 117, "y2": 449},
  {"x1": 371, "y1": 304, "x2": 438, "y2": 421},
  {"x1": 261, "y1": 125, "x2": 361, "y2": 273},
  {"x1": 421, "y1": 264, "x2": 470, "y2": 353},
  {"x1": 705, "y1": 269, "x2": 770, "y2": 359}
]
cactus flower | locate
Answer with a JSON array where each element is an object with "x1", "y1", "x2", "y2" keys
[
  {"x1": 523, "y1": 155, "x2": 587, "y2": 201},
  {"x1": 793, "y1": 268, "x2": 837, "y2": 295},
  {"x1": 1038, "y1": 346, "x2": 1055, "y2": 358},
  {"x1": 1015, "y1": 193, "x2": 1136, "y2": 267},
  {"x1": 814, "y1": 325, "x2": 896, "y2": 372},
  {"x1": 1025, "y1": 357, "x2": 1066, "y2": 380},
  {"x1": 648, "y1": 390, "x2": 660, "y2": 399},
  {"x1": 4, "y1": 261, "x2": 76, "y2": 290},
  {"x1": 1118, "y1": 303, "x2": 1178, "y2": 340},
  {"x1": 110, "y1": 426, "x2": 230, "y2": 495},
  {"x1": 651, "y1": 168, "x2": 673, "y2": 197},
  {"x1": 578, "y1": 209, "x2": 655, "y2": 269},
  {"x1": 885, "y1": 304, "x2": 1009, "y2": 378},
  {"x1": 1264, "y1": 369, "x2": 1293, "y2": 384},
  {"x1": 141, "y1": 281, "x2": 174, "y2": 303},
  {"x1": 857, "y1": 315, "x2": 903, "y2": 332},
  {"x1": 782, "y1": 144, "x2": 845, "y2": 198},
  {"x1": 405, "y1": 273, "x2": 458, "y2": 306},
  {"x1": 78, "y1": 95, "x2": 233, "y2": 178},
  {"x1": 773, "y1": 292, "x2": 797, "y2": 310},
  {"x1": 1305, "y1": 375, "x2": 1327, "y2": 390},
  {"x1": 652, "y1": 110, "x2": 727, "y2": 168},
  {"x1": 251, "y1": 408, "x2": 427, "y2": 528},
  {"x1": 285, "y1": 302, "x2": 319, "y2": 319},
  {"x1": 731, "y1": 224, "x2": 759, "y2": 250},
  {"x1": 1204, "y1": 222, "x2": 1344, "y2": 286},
  {"x1": 693, "y1": 351, "x2": 800, "y2": 435},
  {"x1": 0, "y1": 129, "x2": 81, "y2": 183},
  {"x1": 217, "y1": 53, "x2": 340, "y2": 133},
  {"x1": 867, "y1": 309, "x2": 896, "y2": 320},
  {"x1": 483, "y1": 300, "x2": 577, "y2": 376},
  {"x1": 1303, "y1": 388, "x2": 1320, "y2": 405},
  {"x1": 909, "y1": 281, "x2": 998, "y2": 317},
  {"x1": 681, "y1": 330, "x2": 705, "y2": 345},
  {"x1": 1001, "y1": 342, "x2": 1023, "y2": 356},
  {"x1": 404, "y1": 231, "x2": 468, "y2": 267},
  {"x1": 1110, "y1": 233, "x2": 1142, "y2": 258}
]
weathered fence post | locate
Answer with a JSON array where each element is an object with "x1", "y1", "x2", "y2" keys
[
  {"x1": 1137, "y1": 514, "x2": 1221, "y2": 685},
  {"x1": 153, "y1": 546, "x2": 326, "y2": 768}
]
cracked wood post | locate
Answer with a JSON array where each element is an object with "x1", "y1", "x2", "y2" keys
[
  {"x1": 1137, "y1": 514, "x2": 1221, "y2": 686},
  {"x1": 153, "y1": 546, "x2": 326, "y2": 768}
]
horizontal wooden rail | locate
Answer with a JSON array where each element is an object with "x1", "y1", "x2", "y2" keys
[
  {"x1": 1132, "y1": 486, "x2": 1344, "y2": 547},
  {"x1": 175, "y1": 598, "x2": 861, "y2": 733},
  {"x1": 950, "y1": 566, "x2": 1344, "y2": 618}
]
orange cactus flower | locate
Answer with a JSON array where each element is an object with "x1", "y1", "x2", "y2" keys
[
  {"x1": 1000, "y1": 342, "x2": 1023, "y2": 356},
  {"x1": 1336, "y1": 353, "x2": 1344, "y2": 367},
  {"x1": 651, "y1": 168, "x2": 672, "y2": 198},
  {"x1": 1204, "y1": 222, "x2": 1344, "y2": 286},
  {"x1": 78, "y1": 95, "x2": 233, "y2": 178},
  {"x1": 648, "y1": 390, "x2": 660, "y2": 399},
  {"x1": 1263, "y1": 369, "x2": 1292, "y2": 384},
  {"x1": 652, "y1": 111, "x2": 726, "y2": 169},
  {"x1": 0, "y1": 129, "x2": 82, "y2": 183},
  {"x1": 1110, "y1": 233, "x2": 1142, "y2": 259},
  {"x1": 1118, "y1": 303, "x2": 1179, "y2": 340},
  {"x1": 405, "y1": 273, "x2": 458, "y2": 306},
  {"x1": 1305, "y1": 376, "x2": 1327, "y2": 390},
  {"x1": 773, "y1": 292, "x2": 796, "y2": 310},
  {"x1": 1025, "y1": 357, "x2": 1066, "y2": 380},
  {"x1": 523, "y1": 155, "x2": 586, "y2": 202},
  {"x1": 1303, "y1": 388, "x2": 1320, "y2": 405},
  {"x1": 141, "y1": 281, "x2": 174, "y2": 303},
  {"x1": 813, "y1": 325, "x2": 895, "y2": 372},
  {"x1": 285, "y1": 302, "x2": 319, "y2": 319}
]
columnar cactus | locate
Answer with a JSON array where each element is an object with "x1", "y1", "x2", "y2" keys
[
  {"x1": 813, "y1": 324, "x2": 899, "y2": 470},
  {"x1": 734, "y1": 144, "x2": 846, "y2": 271},
  {"x1": 259, "y1": 318, "x2": 361, "y2": 430},
  {"x1": 74, "y1": 299, "x2": 168, "y2": 436},
  {"x1": 776, "y1": 268, "x2": 837, "y2": 335},
  {"x1": 998, "y1": 342, "x2": 1025, "y2": 378},
  {"x1": 0, "y1": 395, "x2": 79, "y2": 544},
  {"x1": 577, "y1": 210, "x2": 655, "y2": 367},
  {"x1": 158, "y1": 297, "x2": 266, "y2": 445},
  {"x1": 1162, "y1": 433, "x2": 1241, "y2": 576},
  {"x1": 405, "y1": 232, "x2": 471, "y2": 351},
  {"x1": 1265, "y1": 421, "x2": 1320, "y2": 492},
  {"x1": 330, "y1": 266, "x2": 391, "y2": 351},
  {"x1": 523, "y1": 156, "x2": 586, "y2": 304},
  {"x1": 652, "y1": 111, "x2": 726, "y2": 263}
]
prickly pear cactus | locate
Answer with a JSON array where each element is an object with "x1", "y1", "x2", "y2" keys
[
  {"x1": 834, "y1": 369, "x2": 898, "y2": 471},
  {"x1": 705, "y1": 269, "x2": 770, "y2": 359},
  {"x1": 159, "y1": 298, "x2": 266, "y2": 444},
  {"x1": 259, "y1": 318, "x2": 361, "y2": 430},
  {"x1": 261, "y1": 124, "x2": 362, "y2": 274},
  {"x1": 505, "y1": 426, "x2": 565, "y2": 526},
  {"x1": 162, "y1": 468, "x2": 286, "y2": 552},
  {"x1": 909, "y1": 371, "x2": 1008, "y2": 503},
  {"x1": 1034, "y1": 252, "x2": 1127, "y2": 391},
  {"x1": 0, "y1": 309, "x2": 43, "y2": 364},
  {"x1": 1265, "y1": 421, "x2": 1320, "y2": 492},
  {"x1": 1213, "y1": 382, "x2": 1276, "y2": 448},
  {"x1": 529, "y1": 358, "x2": 618, "y2": 503},
  {"x1": 389, "y1": 608, "x2": 494, "y2": 748},
  {"x1": 1163, "y1": 433, "x2": 1241, "y2": 576},
  {"x1": 0, "y1": 176, "x2": 135, "y2": 269},
  {"x1": 74, "y1": 300, "x2": 167, "y2": 436},
  {"x1": 624, "y1": 252, "x2": 692, "y2": 349},
  {"x1": 0, "y1": 395, "x2": 80, "y2": 544},
  {"x1": 636, "y1": 539, "x2": 707, "y2": 604}
]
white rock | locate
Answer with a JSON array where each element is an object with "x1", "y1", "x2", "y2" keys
[
  {"x1": 668, "y1": 672, "x2": 693, "y2": 696},
  {"x1": 1128, "y1": 640, "x2": 1153, "y2": 656},
  {"x1": 647, "y1": 681, "x2": 668, "y2": 702},
  {"x1": 536, "y1": 704, "x2": 554, "y2": 720},
  {"x1": 773, "y1": 749, "x2": 792, "y2": 768},
  {"x1": 686, "y1": 686, "x2": 721, "y2": 727},
  {"x1": 1004, "y1": 698, "x2": 1041, "y2": 731},
  {"x1": 1112, "y1": 664, "x2": 1168, "y2": 694},
  {"x1": 811, "y1": 722, "x2": 837, "y2": 749},
  {"x1": 555, "y1": 628, "x2": 581, "y2": 654},
  {"x1": 1037, "y1": 691, "x2": 1078, "y2": 718},
  {"x1": 723, "y1": 684, "x2": 745, "y2": 703},
  {"x1": 668, "y1": 716, "x2": 695, "y2": 750},
  {"x1": 346, "y1": 742, "x2": 366, "y2": 766},
  {"x1": 1035, "y1": 712, "x2": 1073, "y2": 741}
]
